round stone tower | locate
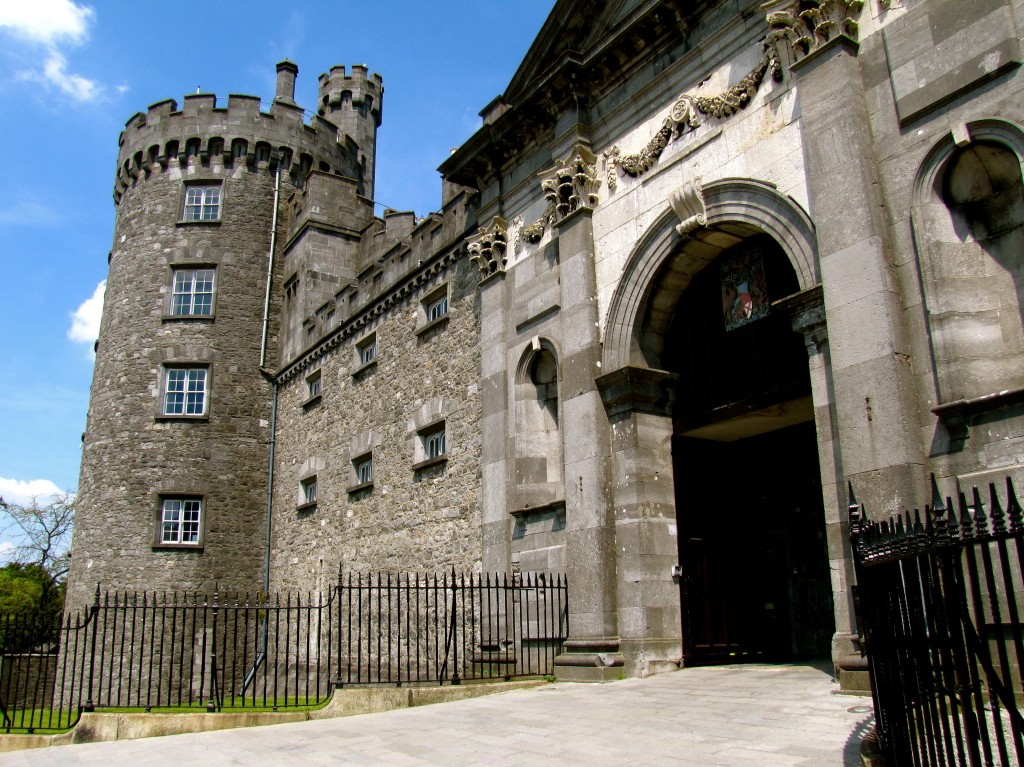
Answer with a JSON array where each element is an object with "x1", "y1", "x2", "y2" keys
[
  {"x1": 68, "y1": 61, "x2": 381, "y2": 608},
  {"x1": 317, "y1": 64, "x2": 383, "y2": 198}
]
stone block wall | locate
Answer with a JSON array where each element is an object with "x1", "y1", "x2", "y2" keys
[
  {"x1": 268, "y1": 249, "x2": 483, "y2": 594},
  {"x1": 858, "y1": 0, "x2": 1024, "y2": 496}
]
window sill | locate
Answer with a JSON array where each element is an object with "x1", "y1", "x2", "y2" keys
[
  {"x1": 176, "y1": 219, "x2": 221, "y2": 227},
  {"x1": 152, "y1": 543, "x2": 203, "y2": 551},
  {"x1": 415, "y1": 315, "x2": 449, "y2": 337},
  {"x1": 156, "y1": 414, "x2": 209, "y2": 422},
  {"x1": 352, "y1": 358, "x2": 377, "y2": 378},
  {"x1": 302, "y1": 393, "x2": 322, "y2": 409},
  {"x1": 932, "y1": 386, "x2": 1024, "y2": 441},
  {"x1": 162, "y1": 314, "x2": 215, "y2": 323},
  {"x1": 412, "y1": 455, "x2": 448, "y2": 472},
  {"x1": 296, "y1": 500, "x2": 318, "y2": 513},
  {"x1": 347, "y1": 481, "x2": 374, "y2": 495}
]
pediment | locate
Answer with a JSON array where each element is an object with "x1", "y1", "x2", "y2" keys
[{"x1": 502, "y1": 0, "x2": 651, "y2": 105}]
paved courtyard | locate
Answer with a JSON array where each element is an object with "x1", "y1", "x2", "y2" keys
[{"x1": 6, "y1": 663, "x2": 872, "y2": 766}]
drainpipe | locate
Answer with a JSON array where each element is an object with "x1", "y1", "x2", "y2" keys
[
  {"x1": 243, "y1": 162, "x2": 281, "y2": 695},
  {"x1": 241, "y1": 379, "x2": 276, "y2": 696},
  {"x1": 260, "y1": 164, "x2": 282, "y2": 369}
]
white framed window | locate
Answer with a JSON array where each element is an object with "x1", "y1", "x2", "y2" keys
[
  {"x1": 305, "y1": 369, "x2": 322, "y2": 403},
  {"x1": 360, "y1": 338, "x2": 377, "y2": 364},
  {"x1": 163, "y1": 367, "x2": 208, "y2": 416},
  {"x1": 355, "y1": 333, "x2": 377, "y2": 370},
  {"x1": 182, "y1": 184, "x2": 221, "y2": 221},
  {"x1": 171, "y1": 268, "x2": 215, "y2": 316},
  {"x1": 355, "y1": 455, "x2": 373, "y2": 485},
  {"x1": 159, "y1": 497, "x2": 202, "y2": 545},
  {"x1": 425, "y1": 429, "x2": 446, "y2": 459},
  {"x1": 413, "y1": 422, "x2": 447, "y2": 472},
  {"x1": 427, "y1": 295, "x2": 448, "y2": 322},
  {"x1": 301, "y1": 476, "x2": 318, "y2": 505},
  {"x1": 417, "y1": 285, "x2": 450, "y2": 337}
]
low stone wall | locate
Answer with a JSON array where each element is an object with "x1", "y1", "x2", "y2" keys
[{"x1": 0, "y1": 679, "x2": 547, "y2": 753}]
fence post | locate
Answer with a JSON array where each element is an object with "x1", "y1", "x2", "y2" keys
[
  {"x1": 449, "y1": 567, "x2": 460, "y2": 685},
  {"x1": 83, "y1": 583, "x2": 101, "y2": 712}
]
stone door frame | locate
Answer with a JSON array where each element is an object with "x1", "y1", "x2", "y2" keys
[{"x1": 598, "y1": 177, "x2": 857, "y2": 676}]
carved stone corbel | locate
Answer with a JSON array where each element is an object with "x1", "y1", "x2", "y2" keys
[
  {"x1": 555, "y1": 145, "x2": 600, "y2": 216},
  {"x1": 517, "y1": 145, "x2": 600, "y2": 249},
  {"x1": 670, "y1": 178, "x2": 706, "y2": 236},
  {"x1": 467, "y1": 216, "x2": 509, "y2": 279},
  {"x1": 762, "y1": 0, "x2": 864, "y2": 63}
]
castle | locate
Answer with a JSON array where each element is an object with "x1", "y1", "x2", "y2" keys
[{"x1": 68, "y1": 0, "x2": 1024, "y2": 685}]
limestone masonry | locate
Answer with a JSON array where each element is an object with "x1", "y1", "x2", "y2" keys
[{"x1": 70, "y1": 0, "x2": 1024, "y2": 686}]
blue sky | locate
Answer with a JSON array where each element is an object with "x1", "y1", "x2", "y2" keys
[{"x1": 0, "y1": 0, "x2": 554, "y2": 518}]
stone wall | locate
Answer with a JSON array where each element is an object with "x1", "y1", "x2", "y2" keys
[
  {"x1": 857, "y1": 0, "x2": 1024, "y2": 497},
  {"x1": 268, "y1": 248, "x2": 483, "y2": 593}
]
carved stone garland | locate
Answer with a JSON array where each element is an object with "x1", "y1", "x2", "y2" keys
[
  {"x1": 604, "y1": 44, "x2": 782, "y2": 190},
  {"x1": 516, "y1": 145, "x2": 600, "y2": 250},
  {"x1": 604, "y1": 0, "x2": 864, "y2": 190},
  {"x1": 467, "y1": 216, "x2": 509, "y2": 278}
]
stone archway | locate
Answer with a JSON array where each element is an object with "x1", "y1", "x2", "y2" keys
[{"x1": 597, "y1": 177, "x2": 856, "y2": 677}]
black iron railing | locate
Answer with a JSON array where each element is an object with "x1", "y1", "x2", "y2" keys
[
  {"x1": 850, "y1": 475, "x2": 1024, "y2": 766},
  {"x1": 0, "y1": 569, "x2": 568, "y2": 733},
  {"x1": 335, "y1": 570, "x2": 568, "y2": 686}
]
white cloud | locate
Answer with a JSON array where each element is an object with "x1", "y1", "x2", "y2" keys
[
  {"x1": 0, "y1": 200, "x2": 60, "y2": 226},
  {"x1": 68, "y1": 279, "x2": 105, "y2": 348},
  {"x1": 1, "y1": 1, "x2": 105, "y2": 103},
  {"x1": 0, "y1": 541, "x2": 15, "y2": 560},
  {"x1": 41, "y1": 50, "x2": 100, "y2": 101},
  {"x1": 0, "y1": 0, "x2": 93, "y2": 46},
  {"x1": 0, "y1": 477, "x2": 63, "y2": 506}
]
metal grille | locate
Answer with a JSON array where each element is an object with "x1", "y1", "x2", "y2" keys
[
  {"x1": 850, "y1": 475, "x2": 1024, "y2": 766},
  {"x1": 0, "y1": 569, "x2": 568, "y2": 733}
]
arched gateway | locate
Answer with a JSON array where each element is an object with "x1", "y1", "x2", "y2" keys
[{"x1": 598, "y1": 178, "x2": 854, "y2": 673}]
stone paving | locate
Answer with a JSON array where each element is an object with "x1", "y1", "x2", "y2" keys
[{"x1": 5, "y1": 663, "x2": 873, "y2": 766}]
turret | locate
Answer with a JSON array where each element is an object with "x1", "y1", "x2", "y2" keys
[{"x1": 317, "y1": 65, "x2": 383, "y2": 199}]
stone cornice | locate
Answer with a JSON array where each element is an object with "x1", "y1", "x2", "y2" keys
[{"x1": 439, "y1": 0, "x2": 694, "y2": 190}]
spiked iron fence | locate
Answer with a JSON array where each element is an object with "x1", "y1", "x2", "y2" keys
[
  {"x1": 0, "y1": 569, "x2": 568, "y2": 733},
  {"x1": 850, "y1": 475, "x2": 1024, "y2": 766}
]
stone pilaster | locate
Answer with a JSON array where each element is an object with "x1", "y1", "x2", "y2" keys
[
  {"x1": 551, "y1": 169, "x2": 622, "y2": 680},
  {"x1": 597, "y1": 366, "x2": 681, "y2": 677},
  {"x1": 779, "y1": 286, "x2": 866, "y2": 690},
  {"x1": 793, "y1": 34, "x2": 925, "y2": 515},
  {"x1": 477, "y1": 262, "x2": 510, "y2": 576}
]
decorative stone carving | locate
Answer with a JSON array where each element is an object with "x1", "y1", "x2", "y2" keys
[
  {"x1": 669, "y1": 178, "x2": 706, "y2": 236},
  {"x1": 467, "y1": 216, "x2": 508, "y2": 279},
  {"x1": 517, "y1": 145, "x2": 600, "y2": 249},
  {"x1": 765, "y1": 0, "x2": 864, "y2": 63},
  {"x1": 604, "y1": 42, "x2": 782, "y2": 186},
  {"x1": 555, "y1": 145, "x2": 600, "y2": 216}
]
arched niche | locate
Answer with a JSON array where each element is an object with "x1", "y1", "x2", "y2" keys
[
  {"x1": 603, "y1": 178, "x2": 819, "y2": 373},
  {"x1": 513, "y1": 340, "x2": 564, "y2": 510},
  {"x1": 912, "y1": 120, "x2": 1024, "y2": 406}
]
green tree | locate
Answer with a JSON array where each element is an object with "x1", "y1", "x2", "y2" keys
[{"x1": 0, "y1": 491, "x2": 75, "y2": 616}]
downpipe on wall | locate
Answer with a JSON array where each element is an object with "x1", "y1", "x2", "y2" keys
[{"x1": 243, "y1": 162, "x2": 282, "y2": 695}]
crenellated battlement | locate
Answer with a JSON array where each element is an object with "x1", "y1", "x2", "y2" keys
[
  {"x1": 317, "y1": 65, "x2": 384, "y2": 126},
  {"x1": 113, "y1": 61, "x2": 380, "y2": 204},
  {"x1": 317, "y1": 64, "x2": 383, "y2": 198}
]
